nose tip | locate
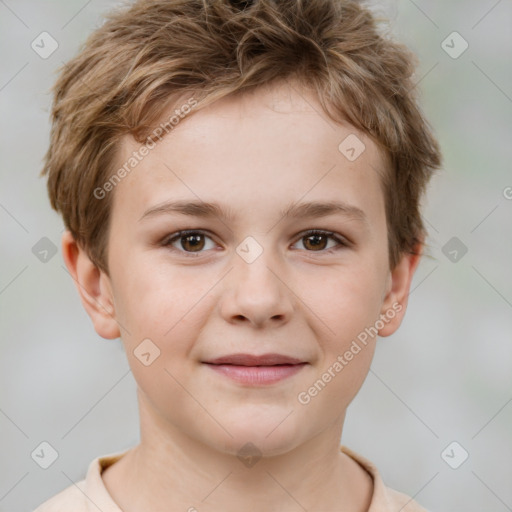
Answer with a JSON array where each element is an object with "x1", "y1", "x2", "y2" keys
[{"x1": 220, "y1": 254, "x2": 293, "y2": 329}]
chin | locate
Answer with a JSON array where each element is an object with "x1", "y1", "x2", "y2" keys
[{"x1": 210, "y1": 417, "x2": 305, "y2": 459}]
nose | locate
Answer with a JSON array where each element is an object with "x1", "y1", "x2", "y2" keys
[{"x1": 219, "y1": 248, "x2": 294, "y2": 329}]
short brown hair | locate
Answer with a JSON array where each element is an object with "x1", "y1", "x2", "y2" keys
[{"x1": 42, "y1": 0, "x2": 442, "y2": 273}]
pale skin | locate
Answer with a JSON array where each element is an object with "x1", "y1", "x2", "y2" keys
[{"x1": 62, "y1": 80, "x2": 422, "y2": 512}]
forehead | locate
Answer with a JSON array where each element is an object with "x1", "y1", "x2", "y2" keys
[{"x1": 110, "y1": 81, "x2": 387, "y2": 229}]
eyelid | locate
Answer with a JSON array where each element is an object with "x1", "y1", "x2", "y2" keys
[
  {"x1": 162, "y1": 229, "x2": 218, "y2": 254},
  {"x1": 161, "y1": 228, "x2": 351, "y2": 255},
  {"x1": 292, "y1": 229, "x2": 351, "y2": 251}
]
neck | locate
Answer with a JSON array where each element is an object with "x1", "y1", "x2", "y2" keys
[{"x1": 102, "y1": 389, "x2": 373, "y2": 512}]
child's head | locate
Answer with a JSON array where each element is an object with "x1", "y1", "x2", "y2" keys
[
  {"x1": 43, "y1": 0, "x2": 441, "y2": 276},
  {"x1": 43, "y1": 0, "x2": 442, "y2": 456}
]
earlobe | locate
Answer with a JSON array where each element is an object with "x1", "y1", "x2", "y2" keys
[
  {"x1": 61, "y1": 231, "x2": 121, "y2": 340},
  {"x1": 377, "y1": 242, "x2": 423, "y2": 337}
]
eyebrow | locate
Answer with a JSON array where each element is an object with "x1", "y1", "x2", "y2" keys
[{"x1": 139, "y1": 199, "x2": 368, "y2": 226}]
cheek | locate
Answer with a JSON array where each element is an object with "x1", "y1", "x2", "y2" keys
[
  {"x1": 111, "y1": 255, "x2": 217, "y2": 347},
  {"x1": 109, "y1": 253, "x2": 169, "y2": 333},
  {"x1": 295, "y1": 271, "x2": 381, "y2": 413},
  {"x1": 303, "y1": 265, "x2": 385, "y2": 341},
  {"x1": 110, "y1": 261, "x2": 210, "y2": 389}
]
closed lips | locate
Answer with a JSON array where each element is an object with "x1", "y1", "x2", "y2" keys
[
  {"x1": 204, "y1": 353, "x2": 306, "y2": 366},
  {"x1": 203, "y1": 353, "x2": 308, "y2": 385}
]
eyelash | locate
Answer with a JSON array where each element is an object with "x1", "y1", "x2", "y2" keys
[{"x1": 161, "y1": 229, "x2": 350, "y2": 257}]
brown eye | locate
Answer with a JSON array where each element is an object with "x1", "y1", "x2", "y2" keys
[
  {"x1": 292, "y1": 230, "x2": 347, "y2": 253},
  {"x1": 180, "y1": 233, "x2": 205, "y2": 252},
  {"x1": 164, "y1": 231, "x2": 216, "y2": 254},
  {"x1": 303, "y1": 233, "x2": 328, "y2": 251}
]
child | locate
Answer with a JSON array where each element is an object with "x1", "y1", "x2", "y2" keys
[{"x1": 35, "y1": 0, "x2": 442, "y2": 510}]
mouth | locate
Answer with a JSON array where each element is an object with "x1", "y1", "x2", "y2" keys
[{"x1": 202, "y1": 353, "x2": 308, "y2": 386}]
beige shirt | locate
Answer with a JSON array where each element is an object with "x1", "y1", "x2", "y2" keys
[{"x1": 33, "y1": 445, "x2": 427, "y2": 511}]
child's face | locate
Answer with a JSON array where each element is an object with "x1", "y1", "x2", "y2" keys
[{"x1": 74, "y1": 81, "x2": 417, "y2": 456}]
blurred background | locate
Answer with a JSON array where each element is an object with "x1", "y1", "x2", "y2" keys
[{"x1": 0, "y1": 0, "x2": 511, "y2": 510}]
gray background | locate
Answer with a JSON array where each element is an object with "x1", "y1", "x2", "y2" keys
[{"x1": 1, "y1": 0, "x2": 511, "y2": 510}]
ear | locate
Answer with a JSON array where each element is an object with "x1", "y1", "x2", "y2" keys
[
  {"x1": 377, "y1": 241, "x2": 423, "y2": 337},
  {"x1": 61, "y1": 231, "x2": 120, "y2": 339}
]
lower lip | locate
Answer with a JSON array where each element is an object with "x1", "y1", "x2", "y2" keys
[{"x1": 204, "y1": 363, "x2": 307, "y2": 385}]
